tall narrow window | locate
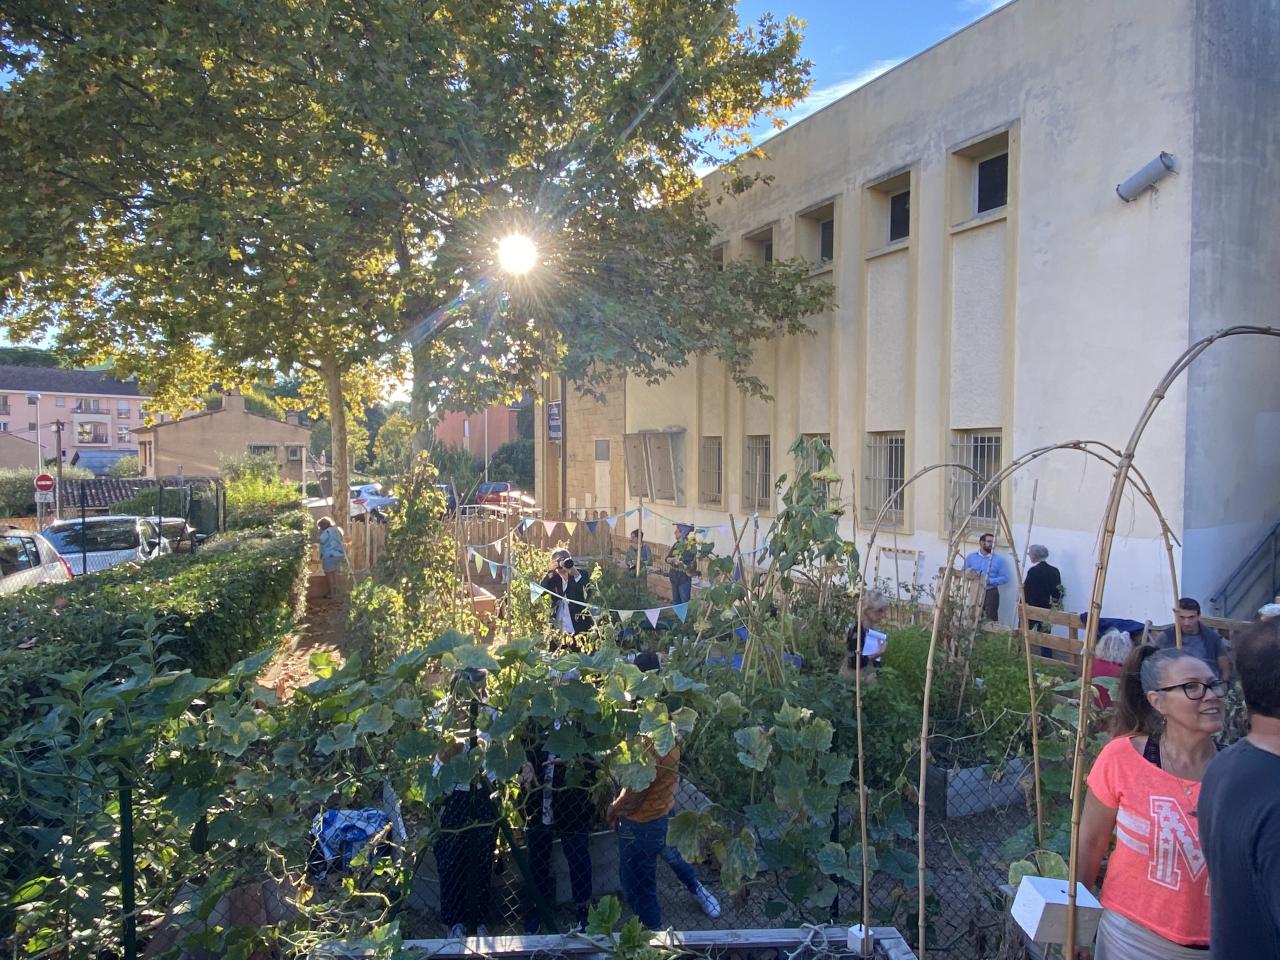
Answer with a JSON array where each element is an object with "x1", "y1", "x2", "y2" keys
[
  {"x1": 711, "y1": 246, "x2": 725, "y2": 272},
  {"x1": 948, "y1": 430, "x2": 1002, "y2": 530},
  {"x1": 819, "y1": 218, "x2": 834, "y2": 262},
  {"x1": 594, "y1": 439, "x2": 610, "y2": 461},
  {"x1": 976, "y1": 153, "x2": 1009, "y2": 213},
  {"x1": 699, "y1": 436, "x2": 722, "y2": 505},
  {"x1": 888, "y1": 190, "x2": 910, "y2": 242},
  {"x1": 862, "y1": 432, "x2": 906, "y2": 526},
  {"x1": 762, "y1": 239, "x2": 774, "y2": 264},
  {"x1": 743, "y1": 435, "x2": 772, "y2": 512}
]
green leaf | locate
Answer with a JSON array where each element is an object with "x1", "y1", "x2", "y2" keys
[
  {"x1": 734, "y1": 726, "x2": 772, "y2": 771},
  {"x1": 718, "y1": 829, "x2": 760, "y2": 891},
  {"x1": 355, "y1": 703, "x2": 396, "y2": 736},
  {"x1": 1008, "y1": 858, "x2": 1036, "y2": 888},
  {"x1": 586, "y1": 896, "x2": 622, "y2": 935}
]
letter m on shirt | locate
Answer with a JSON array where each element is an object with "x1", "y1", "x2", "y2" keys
[{"x1": 1148, "y1": 796, "x2": 1207, "y2": 892}]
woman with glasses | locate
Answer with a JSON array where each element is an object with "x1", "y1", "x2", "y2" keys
[{"x1": 1073, "y1": 645, "x2": 1225, "y2": 959}]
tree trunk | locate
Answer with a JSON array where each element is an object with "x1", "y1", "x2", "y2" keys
[{"x1": 319, "y1": 355, "x2": 350, "y2": 528}]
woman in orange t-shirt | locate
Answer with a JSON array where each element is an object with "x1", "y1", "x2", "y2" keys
[{"x1": 1074, "y1": 644, "x2": 1226, "y2": 959}]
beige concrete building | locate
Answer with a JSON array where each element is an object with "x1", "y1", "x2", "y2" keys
[
  {"x1": 535, "y1": 375, "x2": 626, "y2": 517},
  {"x1": 134, "y1": 391, "x2": 311, "y2": 482},
  {"x1": 539, "y1": 0, "x2": 1280, "y2": 620},
  {"x1": 0, "y1": 432, "x2": 48, "y2": 471}
]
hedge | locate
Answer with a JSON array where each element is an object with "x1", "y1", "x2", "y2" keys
[{"x1": 0, "y1": 526, "x2": 308, "y2": 730}]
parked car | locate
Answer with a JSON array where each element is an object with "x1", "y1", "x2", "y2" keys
[
  {"x1": 473, "y1": 481, "x2": 527, "y2": 506},
  {"x1": 0, "y1": 526, "x2": 74, "y2": 595},
  {"x1": 43, "y1": 515, "x2": 173, "y2": 575},
  {"x1": 151, "y1": 516, "x2": 208, "y2": 553},
  {"x1": 350, "y1": 482, "x2": 398, "y2": 518},
  {"x1": 434, "y1": 483, "x2": 458, "y2": 516}
]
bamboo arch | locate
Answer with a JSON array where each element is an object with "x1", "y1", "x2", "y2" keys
[
  {"x1": 906, "y1": 439, "x2": 1184, "y2": 957},
  {"x1": 1062, "y1": 325, "x2": 1280, "y2": 957}
]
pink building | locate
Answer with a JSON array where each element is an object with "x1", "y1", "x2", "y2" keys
[
  {"x1": 433, "y1": 405, "x2": 519, "y2": 462},
  {"x1": 0, "y1": 365, "x2": 150, "y2": 475}
]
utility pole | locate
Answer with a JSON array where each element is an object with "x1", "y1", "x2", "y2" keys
[{"x1": 53, "y1": 420, "x2": 65, "y2": 521}]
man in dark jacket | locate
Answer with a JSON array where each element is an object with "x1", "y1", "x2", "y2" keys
[{"x1": 1022, "y1": 544, "x2": 1064, "y2": 631}]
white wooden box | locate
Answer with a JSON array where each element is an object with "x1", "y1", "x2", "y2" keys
[{"x1": 1011, "y1": 875, "x2": 1103, "y2": 946}]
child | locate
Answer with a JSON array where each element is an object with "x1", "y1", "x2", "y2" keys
[{"x1": 316, "y1": 517, "x2": 346, "y2": 598}]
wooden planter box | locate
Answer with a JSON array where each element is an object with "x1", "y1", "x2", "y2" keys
[{"x1": 924, "y1": 757, "x2": 1029, "y2": 821}]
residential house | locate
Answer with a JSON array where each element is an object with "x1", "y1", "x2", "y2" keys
[
  {"x1": 433, "y1": 404, "x2": 521, "y2": 464},
  {"x1": 0, "y1": 432, "x2": 49, "y2": 471},
  {"x1": 0, "y1": 364, "x2": 149, "y2": 474},
  {"x1": 537, "y1": 0, "x2": 1280, "y2": 619},
  {"x1": 134, "y1": 391, "x2": 311, "y2": 482}
]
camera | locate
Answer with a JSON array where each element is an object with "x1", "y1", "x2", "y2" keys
[{"x1": 562, "y1": 557, "x2": 574, "y2": 568}]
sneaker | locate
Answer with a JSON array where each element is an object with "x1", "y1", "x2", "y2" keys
[
  {"x1": 448, "y1": 924, "x2": 466, "y2": 940},
  {"x1": 694, "y1": 883, "x2": 721, "y2": 919},
  {"x1": 475, "y1": 925, "x2": 490, "y2": 939}
]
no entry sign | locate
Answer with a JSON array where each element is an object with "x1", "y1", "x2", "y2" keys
[{"x1": 34, "y1": 473, "x2": 55, "y2": 492}]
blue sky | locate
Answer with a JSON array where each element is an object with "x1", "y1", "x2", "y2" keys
[{"x1": 733, "y1": 0, "x2": 1012, "y2": 141}]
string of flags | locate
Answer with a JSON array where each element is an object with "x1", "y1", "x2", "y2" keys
[{"x1": 527, "y1": 580, "x2": 691, "y2": 626}]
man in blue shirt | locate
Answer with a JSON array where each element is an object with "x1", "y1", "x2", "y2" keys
[{"x1": 963, "y1": 533, "x2": 1008, "y2": 622}]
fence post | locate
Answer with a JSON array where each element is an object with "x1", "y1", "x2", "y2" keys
[
  {"x1": 79, "y1": 482, "x2": 87, "y2": 575},
  {"x1": 119, "y1": 772, "x2": 137, "y2": 960}
]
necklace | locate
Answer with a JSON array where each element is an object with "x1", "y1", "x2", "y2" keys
[{"x1": 1156, "y1": 736, "x2": 1211, "y2": 815}]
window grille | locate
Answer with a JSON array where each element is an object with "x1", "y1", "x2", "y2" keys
[
  {"x1": 948, "y1": 430, "x2": 1002, "y2": 530},
  {"x1": 248, "y1": 444, "x2": 277, "y2": 458},
  {"x1": 742, "y1": 435, "x2": 772, "y2": 512},
  {"x1": 862, "y1": 432, "x2": 906, "y2": 526},
  {"x1": 699, "y1": 436, "x2": 722, "y2": 505}
]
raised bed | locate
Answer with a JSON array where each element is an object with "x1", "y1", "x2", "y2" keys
[{"x1": 924, "y1": 757, "x2": 1029, "y2": 821}]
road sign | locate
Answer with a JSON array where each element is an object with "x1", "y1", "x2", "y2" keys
[
  {"x1": 35, "y1": 490, "x2": 54, "y2": 504},
  {"x1": 34, "y1": 473, "x2": 55, "y2": 492},
  {"x1": 547, "y1": 401, "x2": 562, "y2": 442}
]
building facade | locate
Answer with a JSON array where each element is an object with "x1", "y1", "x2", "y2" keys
[
  {"x1": 134, "y1": 391, "x2": 311, "y2": 482},
  {"x1": 540, "y1": 0, "x2": 1280, "y2": 620},
  {"x1": 0, "y1": 365, "x2": 150, "y2": 473},
  {"x1": 434, "y1": 404, "x2": 521, "y2": 463}
]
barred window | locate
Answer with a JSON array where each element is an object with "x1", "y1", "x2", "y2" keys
[
  {"x1": 699, "y1": 436, "x2": 722, "y2": 505},
  {"x1": 948, "y1": 430, "x2": 1002, "y2": 530},
  {"x1": 862, "y1": 432, "x2": 906, "y2": 527},
  {"x1": 742, "y1": 435, "x2": 772, "y2": 512}
]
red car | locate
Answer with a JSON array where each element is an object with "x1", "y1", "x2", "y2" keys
[{"x1": 473, "y1": 481, "x2": 521, "y2": 505}]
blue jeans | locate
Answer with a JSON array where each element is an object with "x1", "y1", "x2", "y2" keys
[
  {"x1": 661, "y1": 844, "x2": 698, "y2": 892},
  {"x1": 670, "y1": 574, "x2": 692, "y2": 606},
  {"x1": 618, "y1": 815, "x2": 668, "y2": 929}
]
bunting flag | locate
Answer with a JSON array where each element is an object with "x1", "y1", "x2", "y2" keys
[
  {"x1": 672, "y1": 602, "x2": 690, "y2": 623},
  {"x1": 542, "y1": 519, "x2": 558, "y2": 536},
  {"x1": 473, "y1": 550, "x2": 485, "y2": 573},
  {"x1": 529, "y1": 583, "x2": 545, "y2": 602},
  {"x1": 519, "y1": 517, "x2": 535, "y2": 532},
  {"x1": 585, "y1": 520, "x2": 599, "y2": 534},
  {"x1": 617, "y1": 609, "x2": 634, "y2": 623},
  {"x1": 563, "y1": 521, "x2": 577, "y2": 535},
  {"x1": 487, "y1": 560, "x2": 500, "y2": 579},
  {"x1": 605, "y1": 515, "x2": 619, "y2": 531},
  {"x1": 644, "y1": 608, "x2": 661, "y2": 628}
]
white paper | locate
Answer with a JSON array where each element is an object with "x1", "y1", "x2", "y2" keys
[{"x1": 861, "y1": 629, "x2": 888, "y2": 658}]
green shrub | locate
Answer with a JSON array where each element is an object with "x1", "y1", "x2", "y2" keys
[
  {"x1": 486, "y1": 438, "x2": 534, "y2": 488},
  {"x1": 106, "y1": 454, "x2": 140, "y2": 478},
  {"x1": 0, "y1": 527, "x2": 307, "y2": 730},
  {"x1": 219, "y1": 451, "x2": 281, "y2": 483},
  {"x1": 225, "y1": 474, "x2": 303, "y2": 529},
  {"x1": 109, "y1": 485, "x2": 191, "y2": 518},
  {"x1": 0, "y1": 465, "x2": 93, "y2": 517}
]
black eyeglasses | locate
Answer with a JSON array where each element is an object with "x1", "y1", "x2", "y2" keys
[{"x1": 1155, "y1": 679, "x2": 1227, "y2": 701}]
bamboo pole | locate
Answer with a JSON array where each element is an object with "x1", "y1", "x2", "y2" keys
[
  {"x1": 1063, "y1": 325, "x2": 1280, "y2": 958},
  {"x1": 905, "y1": 440, "x2": 1188, "y2": 957}
]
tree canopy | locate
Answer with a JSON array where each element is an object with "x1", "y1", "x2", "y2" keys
[{"x1": 1, "y1": 0, "x2": 832, "y2": 505}]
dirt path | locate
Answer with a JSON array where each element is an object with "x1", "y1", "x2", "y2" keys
[{"x1": 259, "y1": 588, "x2": 352, "y2": 700}]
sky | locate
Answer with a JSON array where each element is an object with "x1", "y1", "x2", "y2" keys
[{"x1": 732, "y1": 0, "x2": 1013, "y2": 144}]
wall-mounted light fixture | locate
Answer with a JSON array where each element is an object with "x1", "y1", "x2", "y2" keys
[{"x1": 1117, "y1": 152, "x2": 1179, "y2": 202}]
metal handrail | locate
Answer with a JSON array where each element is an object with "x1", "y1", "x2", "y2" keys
[{"x1": 1210, "y1": 518, "x2": 1280, "y2": 616}]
